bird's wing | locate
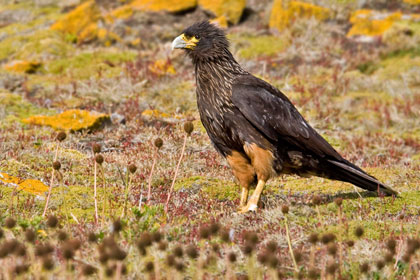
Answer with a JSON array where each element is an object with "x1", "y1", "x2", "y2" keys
[{"x1": 231, "y1": 75, "x2": 342, "y2": 160}]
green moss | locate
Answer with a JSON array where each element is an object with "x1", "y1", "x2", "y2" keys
[
  {"x1": 44, "y1": 49, "x2": 136, "y2": 79},
  {"x1": 174, "y1": 176, "x2": 239, "y2": 201},
  {"x1": 0, "y1": 92, "x2": 52, "y2": 119},
  {"x1": 229, "y1": 33, "x2": 289, "y2": 59}
]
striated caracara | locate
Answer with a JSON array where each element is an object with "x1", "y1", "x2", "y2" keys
[{"x1": 171, "y1": 21, "x2": 397, "y2": 213}]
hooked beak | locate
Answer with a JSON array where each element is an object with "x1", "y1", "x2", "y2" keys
[{"x1": 171, "y1": 33, "x2": 199, "y2": 50}]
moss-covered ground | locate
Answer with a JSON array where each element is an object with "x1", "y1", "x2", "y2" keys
[{"x1": 0, "y1": 0, "x2": 419, "y2": 279}]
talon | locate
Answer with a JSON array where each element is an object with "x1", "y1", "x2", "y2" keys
[{"x1": 237, "y1": 203, "x2": 258, "y2": 213}]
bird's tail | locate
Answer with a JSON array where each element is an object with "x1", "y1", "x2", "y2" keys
[{"x1": 327, "y1": 160, "x2": 398, "y2": 196}]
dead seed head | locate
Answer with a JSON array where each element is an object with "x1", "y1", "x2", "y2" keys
[
  {"x1": 56, "y1": 132, "x2": 66, "y2": 142},
  {"x1": 257, "y1": 252, "x2": 269, "y2": 264},
  {"x1": 312, "y1": 195, "x2": 321, "y2": 206},
  {"x1": 308, "y1": 269, "x2": 319, "y2": 279},
  {"x1": 266, "y1": 240, "x2": 278, "y2": 253},
  {"x1": 360, "y1": 262, "x2": 369, "y2": 273},
  {"x1": 175, "y1": 262, "x2": 184, "y2": 272},
  {"x1": 47, "y1": 215, "x2": 58, "y2": 228},
  {"x1": 268, "y1": 255, "x2": 279, "y2": 268},
  {"x1": 184, "y1": 122, "x2": 194, "y2": 135},
  {"x1": 211, "y1": 243, "x2": 220, "y2": 253},
  {"x1": 209, "y1": 222, "x2": 220, "y2": 235},
  {"x1": 14, "y1": 264, "x2": 29, "y2": 275},
  {"x1": 112, "y1": 219, "x2": 123, "y2": 233},
  {"x1": 327, "y1": 243, "x2": 337, "y2": 256},
  {"x1": 14, "y1": 243, "x2": 26, "y2": 257},
  {"x1": 145, "y1": 261, "x2": 154, "y2": 272},
  {"x1": 92, "y1": 143, "x2": 101, "y2": 154},
  {"x1": 294, "y1": 249, "x2": 303, "y2": 263},
  {"x1": 42, "y1": 257, "x2": 54, "y2": 271},
  {"x1": 68, "y1": 239, "x2": 81, "y2": 251},
  {"x1": 346, "y1": 240, "x2": 354, "y2": 247},
  {"x1": 237, "y1": 275, "x2": 249, "y2": 280},
  {"x1": 228, "y1": 252, "x2": 237, "y2": 263},
  {"x1": 105, "y1": 266, "x2": 114, "y2": 277},
  {"x1": 354, "y1": 226, "x2": 364, "y2": 238},
  {"x1": 158, "y1": 241, "x2": 167, "y2": 251},
  {"x1": 62, "y1": 243, "x2": 74, "y2": 260},
  {"x1": 244, "y1": 231, "x2": 258, "y2": 245},
  {"x1": 152, "y1": 232, "x2": 162, "y2": 243},
  {"x1": 384, "y1": 252, "x2": 394, "y2": 263},
  {"x1": 82, "y1": 264, "x2": 96, "y2": 276},
  {"x1": 25, "y1": 229, "x2": 36, "y2": 243},
  {"x1": 173, "y1": 245, "x2": 183, "y2": 258},
  {"x1": 154, "y1": 138, "x2": 163, "y2": 149},
  {"x1": 57, "y1": 230, "x2": 68, "y2": 241},
  {"x1": 128, "y1": 164, "x2": 137, "y2": 174},
  {"x1": 199, "y1": 226, "x2": 210, "y2": 239},
  {"x1": 407, "y1": 238, "x2": 420, "y2": 255},
  {"x1": 0, "y1": 229, "x2": 3, "y2": 239},
  {"x1": 52, "y1": 161, "x2": 61, "y2": 170},
  {"x1": 99, "y1": 252, "x2": 109, "y2": 264},
  {"x1": 326, "y1": 262, "x2": 337, "y2": 274},
  {"x1": 402, "y1": 253, "x2": 410, "y2": 262},
  {"x1": 242, "y1": 243, "x2": 254, "y2": 255},
  {"x1": 308, "y1": 233, "x2": 318, "y2": 244},
  {"x1": 376, "y1": 259, "x2": 385, "y2": 270},
  {"x1": 334, "y1": 197, "x2": 343, "y2": 207},
  {"x1": 321, "y1": 233, "x2": 335, "y2": 244},
  {"x1": 220, "y1": 229, "x2": 230, "y2": 243},
  {"x1": 95, "y1": 154, "x2": 104, "y2": 164},
  {"x1": 137, "y1": 232, "x2": 152, "y2": 248},
  {"x1": 88, "y1": 232, "x2": 97, "y2": 243},
  {"x1": 386, "y1": 239, "x2": 396, "y2": 253},
  {"x1": 166, "y1": 254, "x2": 176, "y2": 267},
  {"x1": 110, "y1": 247, "x2": 127, "y2": 261},
  {"x1": 5, "y1": 217, "x2": 16, "y2": 228},
  {"x1": 281, "y1": 205, "x2": 289, "y2": 214},
  {"x1": 186, "y1": 245, "x2": 199, "y2": 259}
]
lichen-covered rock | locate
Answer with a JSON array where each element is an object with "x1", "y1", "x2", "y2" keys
[
  {"x1": 198, "y1": 0, "x2": 245, "y2": 24},
  {"x1": 269, "y1": 0, "x2": 330, "y2": 32},
  {"x1": 3, "y1": 60, "x2": 41, "y2": 73},
  {"x1": 403, "y1": 0, "x2": 420, "y2": 4},
  {"x1": 130, "y1": 0, "x2": 197, "y2": 13},
  {"x1": 148, "y1": 59, "x2": 176, "y2": 76},
  {"x1": 347, "y1": 10, "x2": 420, "y2": 37},
  {"x1": 0, "y1": 172, "x2": 48, "y2": 196},
  {"x1": 210, "y1": 16, "x2": 228, "y2": 28},
  {"x1": 23, "y1": 109, "x2": 110, "y2": 132},
  {"x1": 50, "y1": 0, "x2": 101, "y2": 44}
]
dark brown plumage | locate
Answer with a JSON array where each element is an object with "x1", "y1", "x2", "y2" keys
[{"x1": 172, "y1": 21, "x2": 397, "y2": 212}]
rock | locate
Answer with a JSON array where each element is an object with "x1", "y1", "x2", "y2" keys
[
  {"x1": 198, "y1": 0, "x2": 245, "y2": 24},
  {"x1": 210, "y1": 16, "x2": 228, "y2": 28},
  {"x1": 0, "y1": 172, "x2": 48, "y2": 196},
  {"x1": 50, "y1": 0, "x2": 101, "y2": 44},
  {"x1": 148, "y1": 59, "x2": 176, "y2": 76},
  {"x1": 3, "y1": 60, "x2": 41, "y2": 74},
  {"x1": 347, "y1": 10, "x2": 420, "y2": 37},
  {"x1": 23, "y1": 109, "x2": 110, "y2": 132},
  {"x1": 269, "y1": 0, "x2": 330, "y2": 32},
  {"x1": 110, "y1": 112, "x2": 126, "y2": 125},
  {"x1": 130, "y1": 0, "x2": 197, "y2": 13}
]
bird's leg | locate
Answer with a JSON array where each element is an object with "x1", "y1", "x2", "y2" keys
[
  {"x1": 239, "y1": 180, "x2": 265, "y2": 213},
  {"x1": 239, "y1": 186, "x2": 249, "y2": 208}
]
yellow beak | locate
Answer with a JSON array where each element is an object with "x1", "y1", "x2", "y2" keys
[{"x1": 171, "y1": 33, "x2": 199, "y2": 50}]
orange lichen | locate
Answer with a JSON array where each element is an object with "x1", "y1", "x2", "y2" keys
[
  {"x1": 403, "y1": 0, "x2": 420, "y2": 4},
  {"x1": 347, "y1": 10, "x2": 402, "y2": 37},
  {"x1": 141, "y1": 109, "x2": 170, "y2": 119},
  {"x1": 50, "y1": 0, "x2": 101, "y2": 44},
  {"x1": 3, "y1": 60, "x2": 41, "y2": 73},
  {"x1": 198, "y1": 0, "x2": 245, "y2": 24},
  {"x1": 269, "y1": 0, "x2": 330, "y2": 32},
  {"x1": 148, "y1": 59, "x2": 176, "y2": 76},
  {"x1": 0, "y1": 172, "x2": 48, "y2": 196},
  {"x1": 130, "y1": 0, "x2": 197, "y2": 13},
  {"x1": 210, "y1": 16, "x2": 228, "y2": 28},
  {"x1": 22, "y1": 109, "x2": 110, "y2": 132}
]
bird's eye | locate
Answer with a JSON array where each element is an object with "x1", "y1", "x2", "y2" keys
[{"x1": 194, "y1": 35, "x2": 200, "y2": 40}]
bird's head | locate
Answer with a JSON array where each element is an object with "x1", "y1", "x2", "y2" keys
[{"x1": 171, "y1": 21, "x2": 229, "y2": 60}]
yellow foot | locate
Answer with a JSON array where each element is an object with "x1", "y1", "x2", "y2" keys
[{"x1": 237, "y1": 203, "x2": 258, "y2": 213}]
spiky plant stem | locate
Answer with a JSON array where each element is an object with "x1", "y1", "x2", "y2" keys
[
  {"x1": 165, "y1": 134, "x2": 187, "y2": 214},
  {"x1": 284, "y1": 215, "x2": 299, "y2": 273},
  {"x1": 122, "y1": 174, "x2": 132, "y2": 218},
  {"x1": 43, "y1": 143, "x2": 59, "y2": 217},
  {"x1": 93, "y1": 160, "x2": 99, "y2": 224},
  {"x1": 146, "y1": 155, "x2": 157, "y2": 203},
  {"x1": 100, "y1": 166, "x2": 107, "y2": 226}
]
